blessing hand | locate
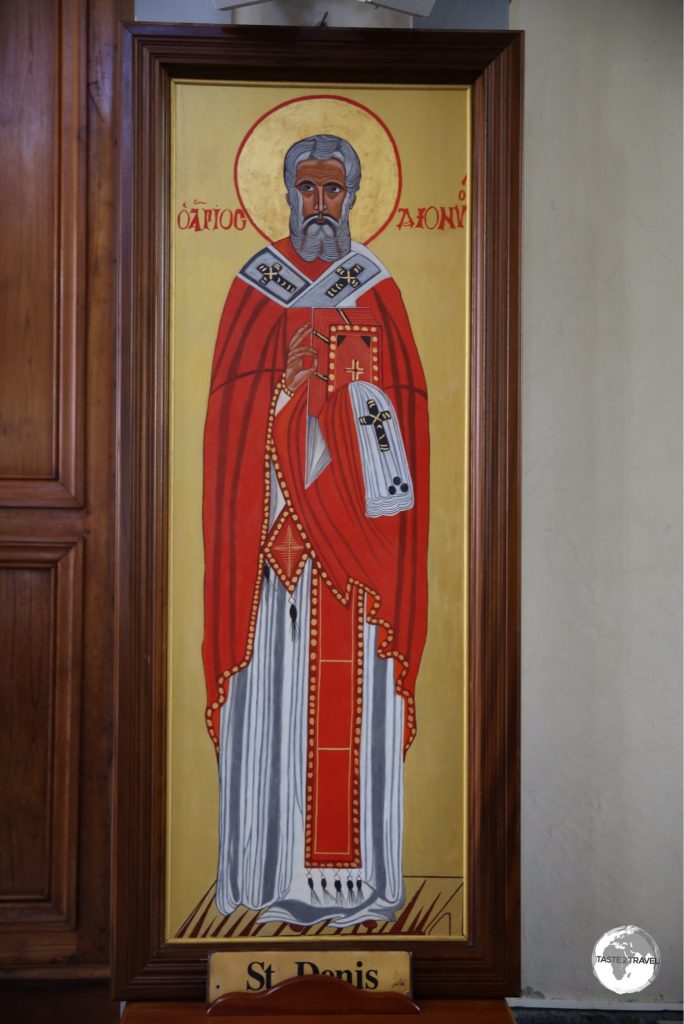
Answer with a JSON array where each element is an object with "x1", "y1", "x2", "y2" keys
[{"x1": 284, "y1": 325, "x2": 318, "y2": 393}]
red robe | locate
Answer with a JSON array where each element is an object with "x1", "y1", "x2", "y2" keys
[{"x1": 202, "y1": 238, "x2": 429, "y2": 759}]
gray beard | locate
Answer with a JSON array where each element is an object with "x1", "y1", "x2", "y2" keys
[{"x1": 288, "y1": 190, "x2": 352, "y2": 263}]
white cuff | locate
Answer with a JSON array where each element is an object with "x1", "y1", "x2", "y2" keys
[
  {"x1": 349, "y1": 382, "x2": 414, "y2": 518},
  {"x1": 275, "y1": 388, "x2": 292, "y2": 415}
]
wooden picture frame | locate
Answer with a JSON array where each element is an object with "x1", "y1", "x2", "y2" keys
[{"x1": 114, "y1": 23, "x2": 522, "y2": 1002}]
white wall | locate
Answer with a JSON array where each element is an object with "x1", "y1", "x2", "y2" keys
[
  {"x1": 510, "y1": 0, "x2": 683, "y2": 1004},
  {"x1": 135, "y1": 0, "x2": 411, "y2": 27},
  {"x1": 134, "y1": 0, "x2": 508, "y2": 28},
  {"x1": 421, "y1": 0, "x2": 508, "y2": 30},
  {"x1": 136, "y1": 0, "x2": 232, "y2": 22}
]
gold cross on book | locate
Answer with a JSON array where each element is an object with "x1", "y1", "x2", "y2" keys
[{"x1": 345, "y1": 359, "x2": 365, "y2": 382}]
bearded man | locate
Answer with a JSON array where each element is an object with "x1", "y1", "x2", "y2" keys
[{"x1": 202, "y1": 134, "x2": 429, "y2": 926}]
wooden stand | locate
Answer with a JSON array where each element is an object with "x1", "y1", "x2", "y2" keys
[
  {"x1": 121, "y1": 1000, "x2": 514, "y2": 1023},
  {"x1": 206, "y1": 975, "x2": 421, "y2": 1015},
  {"x1": 121, "y1": 973, "x2": 515, "y2": 1023}
]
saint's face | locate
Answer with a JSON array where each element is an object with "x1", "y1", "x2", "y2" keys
[{"x1": 294, "y1": 158, "x2": 347, "y2": 222}]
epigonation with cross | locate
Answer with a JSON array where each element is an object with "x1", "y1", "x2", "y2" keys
[
  {"x1": 265, "y1": 514, "x2": 308, "y2": 591},
  {"x1": 271, "y1": 521, "x2": 305, "y2": 580}
]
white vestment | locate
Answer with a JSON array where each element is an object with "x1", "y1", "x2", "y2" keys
[{"x1": 216, "y1": 383, "x2": 413, "y2": 927}]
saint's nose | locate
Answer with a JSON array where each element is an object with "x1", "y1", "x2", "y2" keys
[{"x1": 314, "y1": 185, "x2": 327, "y2": 211}]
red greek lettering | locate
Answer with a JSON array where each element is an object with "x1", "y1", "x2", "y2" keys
[{"x1": 395, "y1": 208, "x2": 415, "y2": 230}]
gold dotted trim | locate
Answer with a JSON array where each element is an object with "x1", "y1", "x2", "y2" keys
[
  {"x1": 304, "y1": 567, "x2": 320, "y2": 862},
  {"x1": 205, "y1": 380, "x2": 283, "y2": 751},
  {"x1": 350, "y1": 585, "x2": 365, "y2": 855}
]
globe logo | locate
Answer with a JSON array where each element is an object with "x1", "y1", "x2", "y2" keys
[{"x1": 592, "y1": 926, "x2": 661, "y2": 994}]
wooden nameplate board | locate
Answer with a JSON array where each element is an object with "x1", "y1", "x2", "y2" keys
[{"x1": 208, "y1": 950, "x2": 411, "y2": 1001}]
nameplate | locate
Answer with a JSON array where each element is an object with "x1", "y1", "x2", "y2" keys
[{"x1": 208, "y1": 950, "x2": 411, "y2": 1001}]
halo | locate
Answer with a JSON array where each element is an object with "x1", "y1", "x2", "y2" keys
[{"x1": 234, "y1": 95, "x2": 402, "y2": 246}]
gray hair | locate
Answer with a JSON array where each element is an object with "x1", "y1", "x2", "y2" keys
[
  {"x1": 283, "y1": 134, "x2": 362, "y2": 196},
  {"x1": 284, "y1": 134, "x2": 361, "y2": 262}
]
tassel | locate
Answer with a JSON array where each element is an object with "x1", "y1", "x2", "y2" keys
[
  {"x1": 307, "y1": 873, "x2": 321, "y2": 906},
  {"x1": 289, "y1": 602, "x2": 298, "y2": 640},
  {"x1": 263, "y1": 562, "x2": 277, "y2": 592},
  {"x1": 356, "y1": 877, "x2": 364, "y2": 904},
  {"x1": 334, "y1": 877, "x2": 344, "y2": 907},
  {"x1": 320, "y1": 873, "x2": 329, "y2": 902},
  {"x1": 346, "y1": 876, "x2": 355, "y2": 905}
]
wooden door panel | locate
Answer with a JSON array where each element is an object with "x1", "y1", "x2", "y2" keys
[
  {"x1": 0, "y1": 542, "x2": 83, "y2": 959},
  {"x1": 0, "y1": 0, "x2": 85, "y2": 508},
  {"x1": 0, "y1": 0, "x2": 130, "y2": 980},
  {"x1": 0, "y1": 565, "x2": 53, "y2": 901}
]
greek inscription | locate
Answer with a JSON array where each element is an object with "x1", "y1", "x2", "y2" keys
[
  {"x1": 176, "y1": 199, "x2": 247, "y2": 232},
  {"x1": 395, "y1": 175, "x2": 468, "y2": 231}
]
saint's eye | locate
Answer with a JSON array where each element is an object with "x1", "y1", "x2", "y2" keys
[
  {"x1": 324, "y1": 182, "x2": 344, "y2": 195},
  {"x1": 296, "y1": 180, "x2": 316, "y2": 193}
]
